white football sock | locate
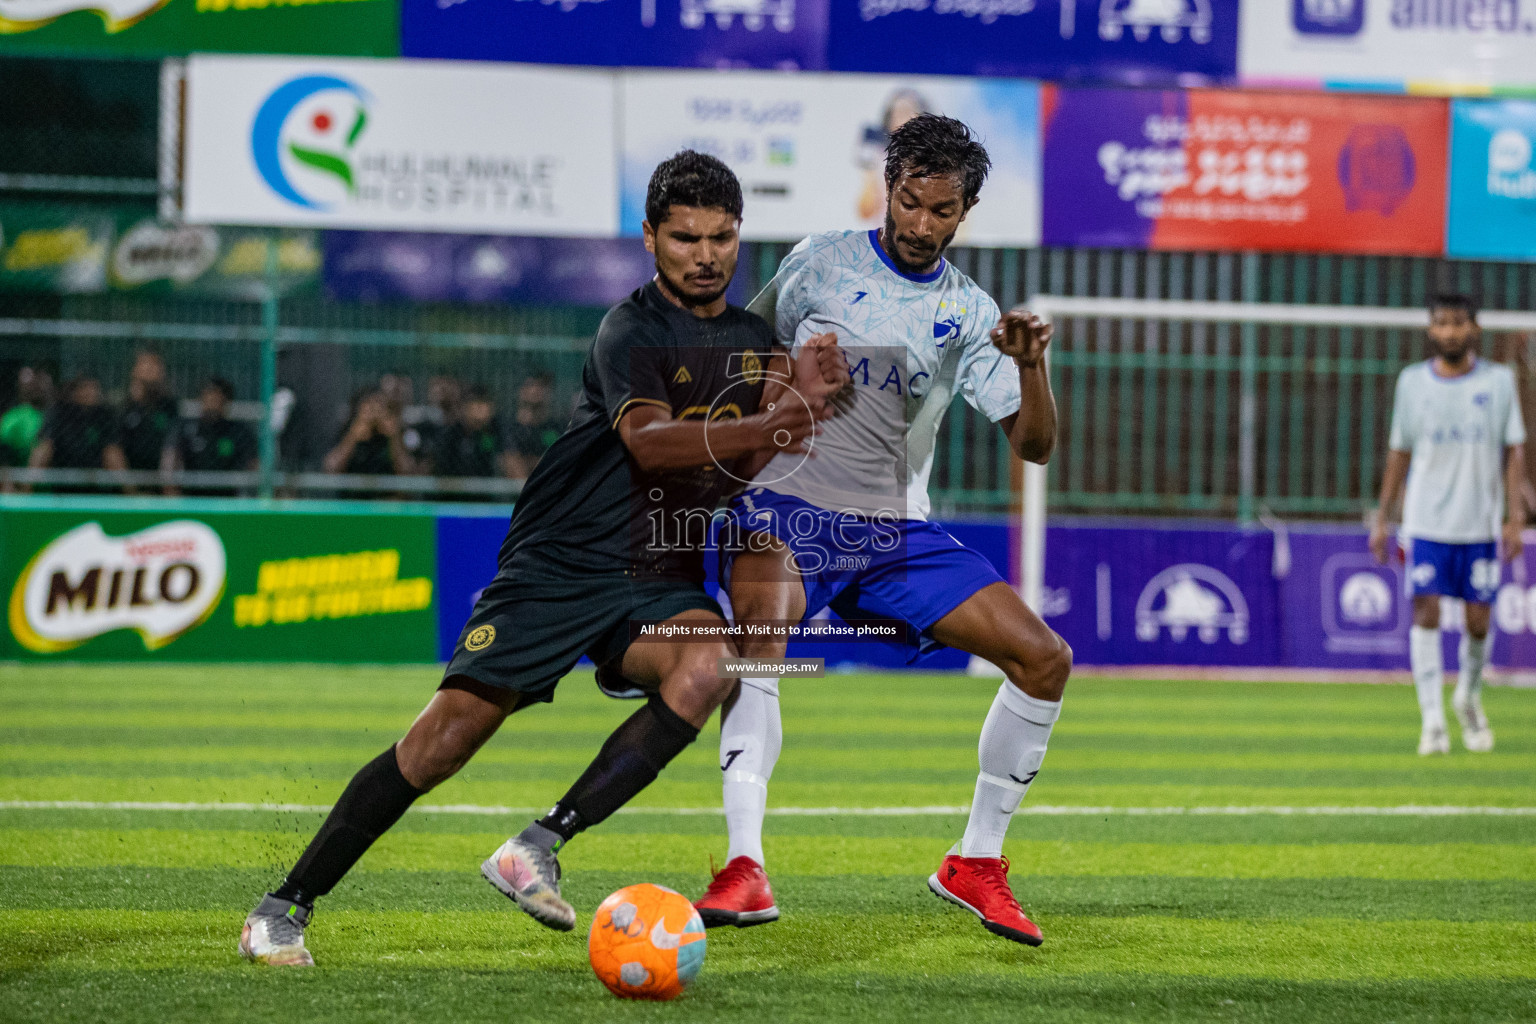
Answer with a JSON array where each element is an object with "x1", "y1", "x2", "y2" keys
[
  {"x1": 958, "y1": 683, "x2": 1062, "y2": 860},
  {"x1": 1410, "y1": 625, "x2": 1446, "y2": 729},
  {"x1": 721, "y1": 677, "x2": 781, "y2": 868},
  {"x1": 1455, "y1": 632, "x2": 1490, "y2": 704}
]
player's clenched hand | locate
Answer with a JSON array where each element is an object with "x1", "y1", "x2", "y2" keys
[
  {"x1": 991, "y1": 310, "x2": 1051, "y2": 367},
  {"x1": 809, "y1": 332, "x2": 852, "y2": 391},
  {"x1": 794, "y1": 333, "x2": 850, "y2": 416}
]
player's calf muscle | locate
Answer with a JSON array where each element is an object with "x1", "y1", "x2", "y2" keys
[{"x1": 395, "y1": 687, "x2": 507, "y2": 791}]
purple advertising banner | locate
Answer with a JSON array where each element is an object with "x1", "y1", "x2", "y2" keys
[
  {"x1": 1039, "y1": 521, "x2": 1282, "y2": 667},
  {"x1": 427, "y1": 514, "x2": 1536, "y2": 673},
  {"x1": 761, "y1": 518, "x2": 1534, "y2": 674},
  {"x1": 401, "y1": 0, "x2": 827, "y2": 70},
  {"x1": 1041, "y1": 86, "x2": 1449, "y2": 254},
  {"x1": 324, "y1": 232, "x2": 748, "y2": 308},
  {"x1": 827, "y1": 0, "x2": 1238, "y2": 83}
]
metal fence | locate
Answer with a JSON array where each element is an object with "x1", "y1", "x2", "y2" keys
[
  {"x1": 750, "y1": 245, "x2": 1536, "y2": 520},
  {"x1": 5, "y1": 245, "x2": 1536, "y2": 516}
]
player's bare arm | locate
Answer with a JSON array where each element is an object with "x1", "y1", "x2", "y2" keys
[
  {"x1": 621, "y1": 336, "x2": 848, "y2": 473},
  {"x1": 1370, "y1": 449, "x2": 1411, "y2": 563},
  {"x1": 1504, "y1": 443, "x2": 1527, "y2": 560},
  {"x1": 737, "y1": 337, "x2": 851, "y2": 480},
  {"x1": 992, "y1": 309, "x2": 1057, "y2": 464}
]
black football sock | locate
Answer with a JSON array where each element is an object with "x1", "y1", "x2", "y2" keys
[
  {"x1": 273, "y1": 744, "x2": 425, "y2": 907},
  {"x1": 531, "y1": 694, "x2": 700, "y2": 848}
]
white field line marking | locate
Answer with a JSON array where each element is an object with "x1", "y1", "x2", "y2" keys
[{"x1": 2, "y1": 800, "x2": 1535, "y2": 817}]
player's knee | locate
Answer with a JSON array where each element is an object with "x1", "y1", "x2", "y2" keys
[
  {"x1": 1039, "y1": 633, "x2": 1072, "y2": 696},
  {"x1": 670, "y1": 661, "x2": 734, "y2": 711},
  {"x1": 1003, "y1": 629, "x2": 1071, "y2": 701}
]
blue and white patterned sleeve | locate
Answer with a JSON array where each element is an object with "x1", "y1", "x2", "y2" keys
[
  {"x1": 956, "y1": 294, "x2": 1022, "y2": 423},
  {"x1": 769, "y1": 235, "x2": 821, "y2": 349}
]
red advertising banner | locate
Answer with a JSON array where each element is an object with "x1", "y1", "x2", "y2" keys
[{"x1": 1043, "y1": 87, "x2": 1449, "y2": 255}]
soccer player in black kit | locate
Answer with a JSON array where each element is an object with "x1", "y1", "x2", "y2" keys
[{"x1": 239, "y1": 151, "x2": 848, "y2": 965}]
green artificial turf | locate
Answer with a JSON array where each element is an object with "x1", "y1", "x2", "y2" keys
[{"x1": 1, "y1": 663, "x2": 1532, "y2": 1022}]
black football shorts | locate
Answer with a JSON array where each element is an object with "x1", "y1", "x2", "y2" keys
[{"x1": 442, "y1": 572, "x2": 724, "y2": 703}]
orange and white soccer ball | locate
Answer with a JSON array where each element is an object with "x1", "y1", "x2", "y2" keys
[{"x1": 588, "y1": 883, "x2": 707, "y2": 1001}]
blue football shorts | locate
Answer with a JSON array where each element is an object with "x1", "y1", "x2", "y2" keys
[{"x1": 719, "y1": 487, "x2": 1007, "y2": 663}]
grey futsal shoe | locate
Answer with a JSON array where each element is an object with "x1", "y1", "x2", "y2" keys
[
  {"x1": 481, "y1": 833, "x2": 576, "y2": 931},
  {"x1": 238, "y1": 893, "x2": 314, "y2": 966}
]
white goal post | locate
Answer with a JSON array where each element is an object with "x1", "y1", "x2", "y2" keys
[{"x1": 967, "y1": 296, "x2": 1536, "y2": 677}]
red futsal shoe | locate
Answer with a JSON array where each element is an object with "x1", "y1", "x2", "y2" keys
[
  {"x1": 928, "y1": 854, "x2": 1044, "y2": 946},
  {"x1": 693, "y1": 856, "x2": 780, "y2": 928}
]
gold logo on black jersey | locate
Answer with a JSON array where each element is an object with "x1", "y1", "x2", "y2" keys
[
  {"x1": 464, "y1": 624, "x2": 496, "y2": 652},
  {"x1": 672, "y1": 366, "x2": 693, "y2": 385},
  {"x1": 741, "y1": 351, "x2": 764, "y2": 385}
]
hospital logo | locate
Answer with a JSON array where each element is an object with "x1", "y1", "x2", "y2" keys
[
  {"x1": 1135, "y1": 563, "x2": 1249, "y2": 644},
  {"x1": 251, "y1": 74, "x2": 371, "y2": 212},
  {"x1": 8, "y1": 521, "x2": 227, "y2": 654},
  {"x1": 1293, "y1": 0, "x2": 1363, "y2": 35}
]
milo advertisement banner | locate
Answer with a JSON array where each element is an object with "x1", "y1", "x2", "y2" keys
[
  {"x1": 0, "y1": 203, "x2": 321, "y2": 298},
  {"x1": 1, "y1": 506, "x2": 436, "y2": 661},
  {"x1": 0, "y1": 0, "x2": 398, "y2": 57}
]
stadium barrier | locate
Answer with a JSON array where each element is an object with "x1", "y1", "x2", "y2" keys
[{"x1": 6, "y1": 497, "x2": 1534, "y2": 676}]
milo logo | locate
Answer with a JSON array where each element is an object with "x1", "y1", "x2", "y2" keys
[{"x1": 8, "y1": 521, "x2": 227, "y2": 653}]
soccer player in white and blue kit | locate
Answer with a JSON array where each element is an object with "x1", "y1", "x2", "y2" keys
[
  {"x1": 1371, "y1": 294, "x2": 1526, "y2": 756},
  {"x1": 692, "y1": 115, "x2": 1071, "y2": 946}
]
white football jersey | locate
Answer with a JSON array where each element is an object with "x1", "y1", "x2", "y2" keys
[
  {"x1": 1389, "y1": 358, "x2": 1526, "y2": 543},
  {"x1": 751, "y1": 229, "x2": 1020, "y2": 520}
]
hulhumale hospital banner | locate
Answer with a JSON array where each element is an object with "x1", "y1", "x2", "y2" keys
[
  {"x1": 401, "y1": 0, "x2": 827, "y2": 69},
  {"x1": 1241, "y1": 0, "x2": 1536, "y2": 95},
  {"x1": 1448, "y1": 99, "x2": 1536, "y2": 261},
  {"x1": 827, "y1": 0, "x2": 1239, "y2": 83},
  {"x1": 1041, "y1": 86, "x2": 1448, "y2": 254},
  {"x1": 183, "y1": 55, "x2": 618, "y2": 236},
  {"x1": 0, "y1": 0, "x2": 397, "y2": 57},
  {"x1": 621, "y1": 73, "x2": 1041, "y2": 245}
]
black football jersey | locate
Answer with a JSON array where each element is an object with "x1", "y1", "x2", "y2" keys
[{"x1": 498, "y1": 281, "x2": 776, "y2": 582}]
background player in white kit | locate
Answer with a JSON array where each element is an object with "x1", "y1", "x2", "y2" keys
[
  {"x1": 1370, "y1": 294, "x2": 1527, "y2": 755},
  {"x1": 691, "y1": 114, "x2": 1072, "y2": 946}
]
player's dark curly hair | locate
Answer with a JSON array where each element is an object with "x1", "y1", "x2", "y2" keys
[
  {"x1": 884, "y1": 113, "x2": 991, "y2": 206},
  {"x1": 1430, "y1": 293, "x2": 1478, "y2": 321},
  {"x1": 645, "y1": 150, "x2": 744, "y2": 226}
]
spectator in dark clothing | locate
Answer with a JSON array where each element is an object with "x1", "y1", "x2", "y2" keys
[
  {"x1": 118, "y1": 349, "x2": 178, "y2": 471},
  {"x1": 1, "y1": 367, "x2": 53, "y2": 472},
  {"x1": 162, "y1": 377, "x2": 258, "y2": 496},
  {"x1": 324, "y1": 390, "x2": 413, "y2": 476},
  {"x1": 505, "y1": 374, "x2": 565, "y2": 479},
  {"x1": 406, "y1": 373, "x2": 461, "y2": 464},
  {"x1": 433, "y1": 387, "x2": 510, "y2": 480},
  {"x1": 26, "y1": 375, "x2": 125, "y2": 492}
]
